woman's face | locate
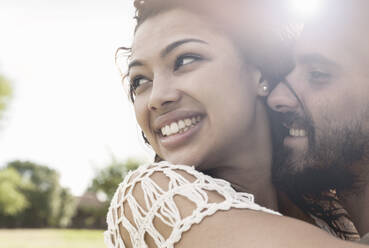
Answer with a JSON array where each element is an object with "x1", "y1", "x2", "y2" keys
[{"x1": 129, "y1": 8, "x2": 265, "y2": 168}]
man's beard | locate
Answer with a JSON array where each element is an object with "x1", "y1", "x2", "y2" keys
[{"x1": 271, "y1": 109, "x2": 369, "y2": 197}]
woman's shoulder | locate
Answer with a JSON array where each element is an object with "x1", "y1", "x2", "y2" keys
[
  {"x1": 107, "y1": 161, "x2": 279, "y2": 218},
  {"x1": 104, "y1": 161, "x2": 279, "y2": 248}
]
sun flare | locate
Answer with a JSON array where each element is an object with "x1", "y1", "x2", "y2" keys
[{"x1": 288, "y1": 0, "x2": 323, "y2": 19}]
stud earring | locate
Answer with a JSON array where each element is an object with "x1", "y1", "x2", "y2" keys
[
  {"x1": 134, "y1": 0, "x2": 145, "y2": 8},
  {"x1": 258, "y1": 82, "x2": 269, "y2": 96}
]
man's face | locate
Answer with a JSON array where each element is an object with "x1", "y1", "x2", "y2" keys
[{"x1": 267, "y1": 19, "x2": 369, "y2": 194}]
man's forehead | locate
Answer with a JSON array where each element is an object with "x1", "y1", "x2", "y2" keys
[
  {"x1": 297, "y1": 1, "x2": 369, "y2": 48},
  {"x1": 294, "y1": 15, "x2": 369, "y2": 65},
  {"x1": 294, "y1": 30, "x2": 341, "y2": 67}
]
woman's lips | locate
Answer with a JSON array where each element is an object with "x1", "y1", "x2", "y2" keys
[
  {"x1": 160, "y1": 116, "x2": 201, "y2": 136},
  {"x1": 158, "y1": 116, "x2": 204, "y2": 149}
]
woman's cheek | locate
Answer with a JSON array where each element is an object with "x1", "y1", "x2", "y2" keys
[{"x1": 134, "y1": 100, "x2": 149, "y2": 134}]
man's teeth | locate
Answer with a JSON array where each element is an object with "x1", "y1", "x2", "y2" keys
[
  {"x1": 289, "y1": 128, "x2": 307, "y2": 137},
  {"x1": 161, "y1": 116, "x2": 201, "y2": 136}
]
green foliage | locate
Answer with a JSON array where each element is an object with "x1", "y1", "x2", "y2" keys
[
  {"x1": 70, "y1": 158, "x2": 142, "y2": 229},
  {"x1": 0, "y1": 161, "x2": 76, "y2": 228},
  {"x1": 0, "y1": 158, "x2": 144, "y2": 229},
  {"x1": 71, "y1": 201, "x2": 107, "y2": 229},
  {"x1": 0, "y1": 168, "x2": 33, "y2": 216},
  {"x1": 8, "y1": 160, "x2": 63, "y2": 227},
  {"x1": 57, "y1": 188, "x2": 77, "y2": 228},
  {"x1": 0, "y1": 74, "x2": 12, "y2": 119},
  {"x1": 88, "y1": 158, "x2": 141, "y2": 202}
]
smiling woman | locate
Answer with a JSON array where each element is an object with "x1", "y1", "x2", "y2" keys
[
  {"x1": 130, "y1": 8, "x2": 269, "y2": 169},
  {"x1": 104, "y1": 0, "x2": 366, "y2": 247}
]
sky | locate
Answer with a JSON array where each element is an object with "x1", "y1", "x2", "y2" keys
[{"x1": 0, "y1": 0, "x2": 153, "y2": 195}]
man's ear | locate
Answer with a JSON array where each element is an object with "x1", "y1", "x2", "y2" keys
[{"x1": 257, "y1": 76, "x2": 269, "y2": 97}]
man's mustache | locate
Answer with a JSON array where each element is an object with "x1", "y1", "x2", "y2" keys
[{"x1": 273, "y1": 111, "x2": 309, "y2": 130}]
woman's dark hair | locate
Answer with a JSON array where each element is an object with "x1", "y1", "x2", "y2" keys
[{"x1": 134, "y1": 0, "x2": 185, "y2": 31}]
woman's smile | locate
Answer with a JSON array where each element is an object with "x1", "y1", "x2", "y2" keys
[
  {"x1": 157, "y1": 113, "x2": 205, "y2": 149},
  {"x1": 159, "y1": 115, "x2": 202, "y2": 137}
]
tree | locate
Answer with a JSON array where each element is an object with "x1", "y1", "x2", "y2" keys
[
  {"x1": 70, "y1": 158, "x2": 142, "y2": 229},
  {"x1": 0, "y1": 74, "x2": 12, "y2": 120},
  {"x1": 57, "y1": 188, "x2": 77, "y2": 228},
  {"x1": 88, "y1": 157, "x2": 141, "y2": 202},
  {"x1": 0, "y1": 168, "x2": 33, "y2": 216},
  {"x1": 0, "y1": 161, "x2": 76, "y2": 228},
  {"x1": 8, "y1": 161, "x2": 63, "y2": 227}
]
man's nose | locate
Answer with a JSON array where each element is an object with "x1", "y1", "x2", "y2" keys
[
  {"x1": 267, "y1": 82, "x2": 299, "y2": 113},
  {"x1": 147, "y1": 78, "x2": 181, "y2": 111}
]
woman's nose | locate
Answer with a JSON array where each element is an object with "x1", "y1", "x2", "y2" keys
[
  {"x1": 147, "y1": 79, "x2": 181, "y2": 111},
  {"x1": 267, "y1": 82, "x2": 299, "y2": 113}
]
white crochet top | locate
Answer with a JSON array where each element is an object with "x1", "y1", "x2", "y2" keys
[{"x1": 104, "y1": 161, "x2": 280, "y2": 248}]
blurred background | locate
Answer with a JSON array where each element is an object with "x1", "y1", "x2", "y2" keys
[{"x1": 0, "y1": 0, "x2": 152, "y2": 247}]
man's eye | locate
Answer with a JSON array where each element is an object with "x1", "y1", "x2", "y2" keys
[
  {"x1": 309, "y1": 70, "x2": 331, "y2": 83},
  {"x1": 174, "y1": 54, "x2": 202, "y2": 71},
  {"x1": 130, "y1": 76, "x2": 151, "y2": 94}
]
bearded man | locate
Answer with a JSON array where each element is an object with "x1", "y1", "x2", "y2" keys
[{"x1": 267, "y1": 0, "x2": 369, "y2": 244}]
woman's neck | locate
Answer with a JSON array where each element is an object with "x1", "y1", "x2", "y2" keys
[
  {"x1": 206, "y1": 103, "x2": 279, "y2": 211},
  {"x1": 209, "y1": 156, "x2": 278, "y2": 211}
]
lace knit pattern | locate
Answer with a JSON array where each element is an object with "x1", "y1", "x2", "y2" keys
[{"x1": 104, "y1": 161, "x2": 280, "y2": 248}]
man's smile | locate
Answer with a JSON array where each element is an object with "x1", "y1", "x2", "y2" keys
[{"x1": 289, "y1": 128, "x2": 307, "y2": 137}]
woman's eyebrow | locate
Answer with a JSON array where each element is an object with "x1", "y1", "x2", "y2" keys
[
  {"x1": 160, "y1": 38, "x2": 208, "y2": 58},
  {"x1": 128, "y1": 60, "x2": 144, "y2": 71},
  {"x1": 127, "y1": 38, "x2": 208, "y2": 72}
]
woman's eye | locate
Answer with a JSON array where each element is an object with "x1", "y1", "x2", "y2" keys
[
  {"x1": 174, "y1": 54, "x2": 202, "y2": 71},
  {"x1": 130, "y1": 76, "x2": 151, "y2": 94}
]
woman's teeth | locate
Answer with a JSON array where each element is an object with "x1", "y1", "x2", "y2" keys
[
  {"x1": 289, "y1": 128, "x2": 307, "y2": 137},
  {"x1": 161, "y1": 116, "x2": 201, "y2": 137}
]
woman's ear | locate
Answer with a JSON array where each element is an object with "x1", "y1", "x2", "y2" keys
[{"x1": 257, "y1": 76, "x2": 269, "y2": 97}]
